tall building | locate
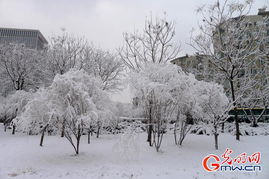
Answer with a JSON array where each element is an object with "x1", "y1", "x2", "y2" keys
[{"x1": 0, "y1": 27, "x2": 48, "y2": 50}]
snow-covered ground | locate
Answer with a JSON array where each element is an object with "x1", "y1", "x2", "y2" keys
[{"x1": 0, "y1": 125, "x2": 268, "y2": 179}]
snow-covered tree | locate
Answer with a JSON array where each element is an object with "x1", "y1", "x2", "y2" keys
[
  {"x1": 130, "y1": 62, "x2": 231, "y2": 151},
  {"x1": 46, "y1": 31, "x2": 86, "y2": 77},
  {"x1": 15, "y1": 88, "x2": 52, "y2": 143},
  {"x1": 195, "y1": 81, "x2": 230, "y2": 150},
  {"x1": 119, "y1": 15, "x2": 180, "y2": 71},
  {"x1": 130, "y1": 63, "x2": 204, "y2": 151},
  {"x1": 241, "y1": 83, "x2": 269, "y2": 127},
  {"x1": 17, "y1": 69, "x2": 112, "y2": 154},
  {"x1": 0, "y1": 44, "x2": 46, "y2": 96},
  {"x1": 171, "y1": 74, "x2": 201, "y2": 146},
  {"x1": 130, "y1": 63, "x2": 179, "y2": 151},
  {"x1": 82, "y1": 46, "x2": 124, "y2": 91},
  {"x1": 190, "y1": 0, "x2": 269, "y2": 140},
  {"x1": 46, "y1": 32, "x2": 124, "y2": 92},
  {"x1": 1, "y1": 90, "x2": 32, "y2": 133}
]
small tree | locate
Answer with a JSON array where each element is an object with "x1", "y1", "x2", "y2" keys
[
  {"x1": 17, "y1": 69, "x2": 112, "y2": 154},
  {"x1": 173, "y1": 106, "x2": 196, "y2": 146},
  {"x1": 171, "y1": 74, "x2": 199, "y2": 146},
  {"x1": 196, "y1": 81, "x2": 230, "y2": 150},
  {"x1": 15, "y1": 89, "x2": 52, "y2": 145},
  {"x1": 130, "y1": 63, "x2": 195, "y2": 151}
]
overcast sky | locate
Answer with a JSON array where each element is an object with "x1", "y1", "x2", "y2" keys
[{"x1": 0, "y1": 0, "x2": 267, "y2": 103}]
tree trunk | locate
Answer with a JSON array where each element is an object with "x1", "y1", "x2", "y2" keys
[
  {"x1": 76, "y1": 126, "x2": 81, "y2": 155},
  {"x1": 174, "y1": 122, "x2": 178, "y2": 145},
  {"x1": 88, "y1": 130, "x2": 91, "y2": 144},
  {"x1": 12, "y1": 125, "x2": 16, "y2": 135},
  {"x1": 214, "y1": 125, "x2": 219, "y2": 150},
  {"x1": 61, "y1": 119, "x2": 66, "y2": 137},
  {"x1": 90, "y1": 125, "x2": 93, "y2": 136},
  {"x1": 214, "y1": 133, "x2": 219, "y2": 150},
  {"x1": 40, "y1": 124, "x2": 48, "y2": 147},
  {"x1": 233, "y1": 110, "x2": 240, "y2": 141},
  {"x1": 179, "y1": 120, "x2": 188, "y2": 146},
  {"x1": 147, "y1": 104, "x2": 153, "y2": 146},
  {"x1": 230, "y1": 80, "x2": 240, "y2": 141},
  {"x1": 147, "y1": 124, "x2": 153, "y2": 146},
  {"x1": 4, "y1": 123, "x2": 7, "y2": 132},
  {"x1": 153, "y1": 121, "x2": 164, "y2": 152},
  {"x1": 179, "y1": 132, "x2": 184, "y2": 146},
  {"x1": 96, "y1": 126, "x2": 101, "y2": 138}
]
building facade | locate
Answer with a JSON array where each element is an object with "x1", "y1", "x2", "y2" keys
[
  {"x1": 0, "y1": 28, "x2": 48, "y2": 50},
  {"x1": 172, "y1": 8, "x2": 269, "y2": 116},
  {"x1": 172, "y1": 8, "x2": 269, "y2": 83},
  {"x1": 170, "y1": 54, "x2": 214, "y2": 81}
]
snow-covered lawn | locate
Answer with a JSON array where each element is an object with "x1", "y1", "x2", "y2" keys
[{"x1": 0, "y1": 126, "x2": 268, "y2": 179}]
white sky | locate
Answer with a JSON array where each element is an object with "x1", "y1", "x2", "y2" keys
[{"x1": 0, "y1": 0, "x2": 267, "y2": 103}]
